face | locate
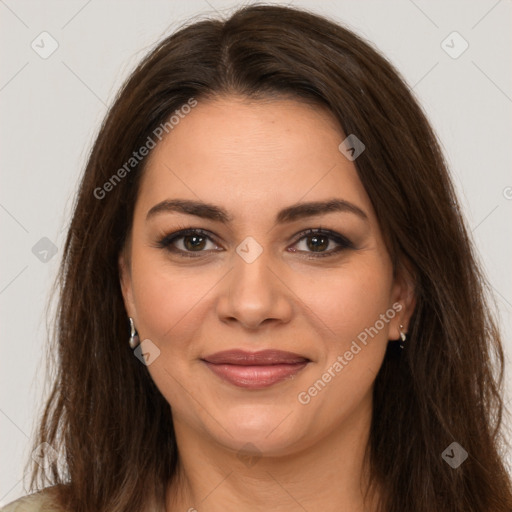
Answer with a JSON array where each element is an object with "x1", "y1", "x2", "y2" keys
[{"x1": 119, "y1": 95, "x2": 414, "y2": 457}]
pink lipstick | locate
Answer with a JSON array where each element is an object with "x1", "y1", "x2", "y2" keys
[{"x1": 202, "y1": 349, "x2": 309, "y2": 389}]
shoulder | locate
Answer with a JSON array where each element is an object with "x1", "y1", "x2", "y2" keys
[{"x1": 0, "y1": 487, "x2": 64, "y2": 512}]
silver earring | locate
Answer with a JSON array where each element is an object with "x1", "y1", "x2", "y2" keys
[
  {"x1": 129, "y1": 317, "x2": 140, "y2": 349},
  {"x1": 399, "y1": 324, "x2": 407, "y2": 349}
]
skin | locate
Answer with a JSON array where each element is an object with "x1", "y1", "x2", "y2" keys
[{"x1": 119, "y1": 96, "x2": 416, "y2": 512}]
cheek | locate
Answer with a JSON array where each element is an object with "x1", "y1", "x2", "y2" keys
[
  {"x1": 130, "y1": 249, "x2": 224, "y2": 347},
  {"x1": 294, "y1": 265, "x2": 393, "y2": 428},
  {"x1": 300, "y1": 259, "x2": 394, "y2": 346},
  {"x1": 131, "y1": 247, "x2": 393, "y2": 352}
]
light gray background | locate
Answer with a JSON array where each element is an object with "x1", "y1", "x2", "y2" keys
[{"x1": 1, "y1": 0, "x2": 511, "y2": 504}]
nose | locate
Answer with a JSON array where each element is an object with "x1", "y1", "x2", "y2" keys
[{"x1": 215, "y1": 246, "x2": 294, "y2": 330}]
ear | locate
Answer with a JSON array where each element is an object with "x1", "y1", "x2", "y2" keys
[
  {"x1": 119, "y1": 249, "x2": 136, "y2": 319},
  {"x1": 388, "y1": 260, "x2": 416, "y2": 340}
]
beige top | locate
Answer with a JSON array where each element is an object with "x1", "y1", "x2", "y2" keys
[{"x1": 0, "y1": 488, "x2": 62, "y2": 512}]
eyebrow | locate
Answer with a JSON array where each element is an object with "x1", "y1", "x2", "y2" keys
[{"x1": 146, "y1": 198, "x2": 368, "y2": 224}]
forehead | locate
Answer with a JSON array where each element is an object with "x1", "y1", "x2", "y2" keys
[{"x1": 136, "y1": 96, "x2": 375, "y2": 224}]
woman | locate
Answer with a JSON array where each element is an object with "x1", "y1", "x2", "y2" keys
[{"x1": 2, "y1": 4, "x2": 511, "y2": 512}]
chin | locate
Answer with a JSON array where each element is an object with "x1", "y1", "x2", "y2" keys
[
  {"x1": 206, "y1": 403, "x2": 311, "y2": 457},
  {"x1": 220, "y1": 429, "x2": 304, "y2": 459}
]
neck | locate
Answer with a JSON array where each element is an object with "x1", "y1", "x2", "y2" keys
[{"x1": 166, "y1": 392, "x2": 382, "y2": 512}]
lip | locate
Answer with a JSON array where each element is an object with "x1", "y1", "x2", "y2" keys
[
  {"x1": 202, "y1": 349, "x2": 310, "y2": 389},
  {"x1": 203, "y1": 349, "x2": 309, "y2": 365}
]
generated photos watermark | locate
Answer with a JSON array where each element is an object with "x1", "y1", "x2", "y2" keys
[
  {"x1": 94, "y1": 97, "x2": 198, "y2": 200},
  {"x1": 297, "y1": 302, "x2": 403, "y2": 405}
]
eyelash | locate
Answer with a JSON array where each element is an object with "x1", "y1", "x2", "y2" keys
[{"x1": 155, "y1": 225, "x2": 355, "y2": 259}]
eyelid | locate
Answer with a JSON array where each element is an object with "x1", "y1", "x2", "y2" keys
[
  {"x1": 290, "y1": 227, "x2": 354, "y2": 249},
  {"x1": 156, "y1": 227, "x2": 222, "y2": 256},
  {"x1": 156, "y1": 226, "x2": 354, "y2": 257}
]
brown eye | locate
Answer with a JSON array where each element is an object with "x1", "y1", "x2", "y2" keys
[
  {"x1": 290, "y1": 228, "x2": 354, "y2": 258},
  {"x1": 157, "y1": 228, "x2": 220, "y2": 257},
  {"x1": 305, "y1": 234, "x2": 329, "y2": 252},
  {"x1": 182, "y1": 234, "x2": 207, "y2": 251}
]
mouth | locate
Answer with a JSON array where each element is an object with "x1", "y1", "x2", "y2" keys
[{"x1": 201, "y1": 349, "x2": 310, "y2": 389}]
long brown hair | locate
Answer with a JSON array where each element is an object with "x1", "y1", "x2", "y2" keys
[{"x1": 25, "y1": 4, "x2": 512, "y2": 511}]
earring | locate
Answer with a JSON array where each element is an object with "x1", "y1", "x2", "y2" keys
[
  {"x1": 129, "y1": 317, "x2": 140, "y2": 349},
  {"x1": 399, "y1": 324, "x2": 407, "y2": 349}
]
